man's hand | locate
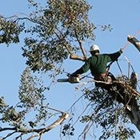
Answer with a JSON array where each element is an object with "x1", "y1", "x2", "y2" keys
[
  {"x1": 127, "y1": 35, "x2": 134, "y2": 42},
  {"x1": 68, "y1": 74, "x2": 81, "y2": 83},
  {"x1": 120, "y1": 48, "x2": 124, "y2": 53},
  {"x1": 70, "y1": 74, "x2": 80, "y2": 79}
]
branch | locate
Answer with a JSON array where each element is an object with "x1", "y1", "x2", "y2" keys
[
  {"x1": 2, "y1": 130, "x2": 16, "y2": 139},
  {"x1": 70, "y1": 54, "x2": 86, "y2": 61},
  {"x1": 16, "y1": 111, "x2": 69, "y2": 134},
  {"x1": 39, "y1": 112, "x2": 69, "y2": 135},
  {"x1": 79, "y1": 96, "x2": 109, "y2": 139},
  {"x1": 27, "y1": 134, "x2": 39, "y2": 140},
  {"x1": 0, "y1": 127, "x2": 16, "y2": 132},
  {"x1": 54, "y1": 28, "x2": 73, "y2": 56},
  {"x1": 15, "y1": 15, "x2": 87, "y2": 62},
  {"x1": 74, "y1": 29, "x2": 87, "y2": 59},
  {"x1": 0, "y1": 107, "x2": 69, "y2": 139},
  {"x1": 113, "y1": 81, "x2": 140, "y2": 97},
  {"x1": 54, "y1": 27, "x2": 86, "y2": 62}
]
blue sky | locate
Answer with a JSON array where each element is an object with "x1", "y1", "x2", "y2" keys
[{"x1": 0, "y1": 0, "x2": 140, "y2": 139}]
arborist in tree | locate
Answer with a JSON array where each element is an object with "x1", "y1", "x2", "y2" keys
[{"x1": 71, "y1": 44, "x2": 124, "y2": 86}]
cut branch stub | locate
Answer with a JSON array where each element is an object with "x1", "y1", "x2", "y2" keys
[
  {"x1": 70, "y1": 54, "x2": 86, "y2": 62},
  {"x1": 127, "y1": 35, "x2": 140, "y2": 52}
]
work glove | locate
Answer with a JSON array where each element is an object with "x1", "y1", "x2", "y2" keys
[
  {"x1": 127, "y1": 35, "x2": 134, "y2": 42},
  {"x1": 70, "y1": 73, "x2": 80, "y2": 78},
  {"x1": 68, "y1": 74, "x2": 81, "y2": 83},
  {"x1": 120, "y1": 48, "x2": 124, "y2": 53}
]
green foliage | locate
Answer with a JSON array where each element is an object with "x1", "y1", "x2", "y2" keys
[
  {"x1": 0, "y1": 1, "x2": 138, "y2": 140},
  {"x1": 0, "y1": 67, "x2": 53, "y2": 139},
  {"x1": 62, "y1": 123, "x2": 75, "y2": 136},
  {"x1": 114, "y1": 127, "x2": 135, "y2": 140},
  {"x1": 62, "y1": 87, "x2": 136, "y2": 140},
  {"x1": 18, "y1": 67, "x2": 53, "y2": 129},
  {"x1": 0, "y1": 16, "x2": 24, "y2": 45},
  {"x1": 22, "y1": 0, "x2": 95, "y2": 72},
  {"x1": 19, "y1": 67, "x2": 46, "y2": 109}
]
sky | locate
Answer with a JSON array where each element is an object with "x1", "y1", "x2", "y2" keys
[{"x1": 0, "y1": 0, "x2": 140, "y2": 140}]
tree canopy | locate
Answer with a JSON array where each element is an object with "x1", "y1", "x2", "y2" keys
[{"x1": 0, "y1": 0, "x2": 139, "y2": 140}]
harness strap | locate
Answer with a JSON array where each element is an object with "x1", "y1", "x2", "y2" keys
[
  {"x1": 95, "y1": 60, "x2": 116, "y2": 82},
  {"x1": 106, "y1": 61, "x2": 115, "y2": 71}
]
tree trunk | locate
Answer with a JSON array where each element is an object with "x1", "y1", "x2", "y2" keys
[{"x1": 110, "y1": 81, "x2": 140, "y2": 131}]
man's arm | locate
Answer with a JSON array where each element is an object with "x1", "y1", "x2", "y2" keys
[
  {"x1": 107, "y1": 49, "x2": 123, "y2": 62},
  {"x1": 71, "y1": 60, "x2": 90, "y2": 76}
]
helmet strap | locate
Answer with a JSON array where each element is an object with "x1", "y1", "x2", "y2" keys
[{"x1": 90, "y1": 50, "x2": 100, "y2": 55}]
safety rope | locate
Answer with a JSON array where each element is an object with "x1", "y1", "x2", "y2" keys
[
  {"x1": 106, "y1": 61, "x2": 115, "y2": 71},
  {"x1": 114, "y1": 29, "x2": 140, "y2": 79},
  {"x1": 97, "y1": 30, "x2": 140, "y2": 77},
  {"x1": 116, "y1": 60, "x2": 124, "y2": 76}
]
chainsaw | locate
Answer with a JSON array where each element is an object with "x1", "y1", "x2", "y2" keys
[{"x1": 57, "y1": 74, "x2": 80, "y2": 83}]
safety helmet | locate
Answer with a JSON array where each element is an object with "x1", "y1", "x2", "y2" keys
[{"x1": 90, "y1": 44, "x2": 100, "y2": 52}]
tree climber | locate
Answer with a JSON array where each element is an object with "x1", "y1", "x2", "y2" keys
[{"x1": 71, "y1": 44, "x2": 124, "y2": 87}]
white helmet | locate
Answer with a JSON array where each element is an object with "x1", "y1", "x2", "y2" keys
[{"x1": 90, "y1": 44, "x2": 100, "y2": 52}]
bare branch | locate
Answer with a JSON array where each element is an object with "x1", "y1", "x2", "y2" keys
[
  {"x1": 0, "y1": 127, "x2": 16, "y2": 132},
  {"x1": 2, "y1": 130, "x2": 16, "y2": 140},
  {"x1": 0, "y1": 107, "x2": 69, "y2": 139},
  {"x1": 79, "y1": 96, "x2": 110, "y2": 139},
  {"x1": 27, "y1": 134, "x2": 39, "y2": 140},
  {"x1": 39, "y1": 112, "x2": 69, "y2": 135},
  {"x1": 74, "y1": 29, "x2": 87, "y2": 59},
  {"x1": 70, "y1": 54, "x2": 86, "y2": 61}
]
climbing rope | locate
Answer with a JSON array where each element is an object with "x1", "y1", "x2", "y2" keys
[{"x1": 116, "y1": 60, "x2": 124, "y2": 76}]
